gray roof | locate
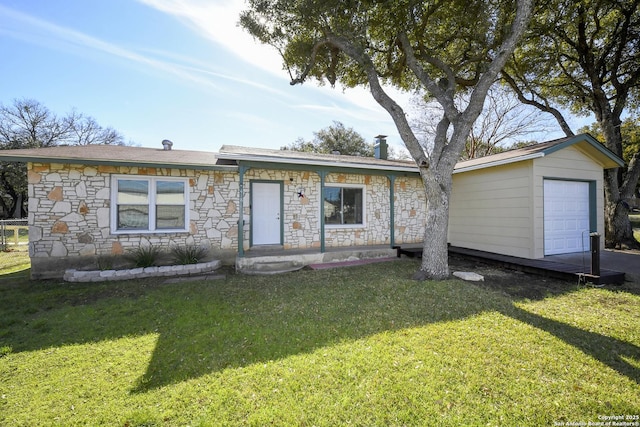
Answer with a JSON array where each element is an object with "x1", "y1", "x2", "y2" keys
[
  {"x1": 218, "y1": 145, "x2": 418, "y2": 173},
  {"x1": 0, "y1": 144, "x2": 231, "y2": 170},
  {"x1": 0, "y1": 133, "x2": 623, "y2": 173},
  {"x1": 453, "y1": 133, "x2": 624, "y2": 172}
]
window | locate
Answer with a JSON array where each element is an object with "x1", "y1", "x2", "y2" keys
[
  {"x1": 324, "y1": 185, "x2": 364, "y2": 225},
  {"x1": 112, "y1": 176, "x2": 188, "y2": 233}
]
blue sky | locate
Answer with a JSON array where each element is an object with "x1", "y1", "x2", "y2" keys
[
  {"x1": 0, "y1": 0, "x2": 403, "y2": 153},
  {"x1": 0, "y1": 1, "x2": 580, "y2": 154}
]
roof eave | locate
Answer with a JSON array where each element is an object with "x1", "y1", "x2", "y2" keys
[
  {"x1": 217, "y1": 152, "x2": 419, "y2": 173},
  {"x1": 453, "y1": 152, "x2": 545, "y2": 174},
  {"x1": 0, "y1": 153, "x2": 237, "y2": 171},
  {"x1": 544, "y1": 134, "x2": 625, "y2": 168}
]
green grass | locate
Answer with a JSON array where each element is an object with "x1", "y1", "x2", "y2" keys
[
  {"x1": 1, "y1": 260, "x2": 639, "y2": 426},
  {"x1": 0, "y1": 248, "x2": 30, "y2": 275},
  {"x1": 631, "y1": 214, "x2": 640, "y2": 242}
]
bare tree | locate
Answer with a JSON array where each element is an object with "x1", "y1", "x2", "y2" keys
[
  {"x1": 411, "y1": 86, "x2": 552, "y2": 160},
  {"x1": 67, "y1": 111, "x2": 125, "y2": 146},
  {"x1": 0, "y1": 98, "x2": 129, "y2": 218}
]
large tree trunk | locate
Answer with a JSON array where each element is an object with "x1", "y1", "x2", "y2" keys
[
  {"x1": 413, "y1": 171, "x2": 453, "y2": 280},
  {"x1": 599, "y1": 108, "x2": 640, "y2": 250},
  {"x1": 11, "y1": 193, "x2": 23, "y2": 219},
  {"x1": 604, "y1": 168, "x2": 639, "y2": 249}
]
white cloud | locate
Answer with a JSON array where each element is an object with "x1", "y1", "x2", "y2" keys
[
  {"x1": 0, "y1": 4, "x2": 232, "y2": 92},
  {"x1": 136, "y1": 0, "x2": 285, "y2": 76},
  {"x1": 135, "y1": 0, "x2": 404, "y2": 128}
]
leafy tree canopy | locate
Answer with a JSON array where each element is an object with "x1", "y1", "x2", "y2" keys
[
  {"x1": 503, "y1": 0, "x2": 640, "y2": 248},
  {"x1": 580, "y1": 117, "x2": 640, "y2": 195},
  {"x1": 241, "y1": 0, "x2": 533, "y2": 279},
  {"x1": 282, "y1": 121, "x2": 374, "y2": 156}
]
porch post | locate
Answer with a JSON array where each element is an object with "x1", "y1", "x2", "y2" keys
[
  {"x1": 388, "y1": 174, "x2": 395, "y2": 248},
  {"x1": 319, "y1": 170, "x2": 327, "y2": 253},
  {"x1": 238, "y1": 164, "x2": 248, "y2": 257}
]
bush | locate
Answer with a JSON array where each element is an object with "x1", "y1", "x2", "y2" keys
[
  {"x1": 96, "y1": 254, "x2": 121, "y2": 271},
  {"x1": 170, "y1": 245, "x2": 209, "y2": 265},
  {"x1": 126, "y1": 246, "x2": 163, "y2": 268}
]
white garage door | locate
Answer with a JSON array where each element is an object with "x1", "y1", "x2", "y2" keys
[{"x1": 544, "y1": 180, "x2": 591, "y2": 255}]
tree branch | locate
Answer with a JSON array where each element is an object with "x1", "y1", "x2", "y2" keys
[
  {"x1": 397, "y1": 32, "x2": 458, "y2": 119},
  {"x1": 289, "y1": 39, "x2": 331, "y2": 86},
  {"x1": 325, "y1": 34, "x2": 429, "y2": 170},
  {"x1": 621, "y1": 150, "x2": 640, "y2": 200},
  {"x1": 501, "y1": 70, "x2": 575, "y2": 136}
]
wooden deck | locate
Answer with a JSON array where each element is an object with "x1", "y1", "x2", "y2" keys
[{"x1": 393, "y1": 245, "x2": 625, "y2": 285}]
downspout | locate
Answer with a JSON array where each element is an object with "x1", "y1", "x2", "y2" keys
[{"x1": 388, "y1": 174, "x2": 395, "y2": 248}]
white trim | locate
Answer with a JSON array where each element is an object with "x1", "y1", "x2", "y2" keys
[
  {"x1": 110, "y1": 175, "x2": 190, "y2": 234},
  {"x1": 323, "y1": 183, "x2": 367, "y2": 228},
  {"x1": 217, "y1": 152, "x2": 418, "y2": 173},
  {"x1": 453, "y1": 153, "x2": 545, "y2": 174}
]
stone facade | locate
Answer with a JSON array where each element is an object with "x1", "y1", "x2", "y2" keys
[
  {"x1": 27, "y1": 162, "x2": 240, "y2": 278},
  {"x1": 393, "y1": 176, "x2": 427, "y2": 245},
  {"x1": 243, "y1": 168, "x2": 426, "y2": 250},
  {"x1": 27, "y1": 162, "x2": 426, "y2": 278}
]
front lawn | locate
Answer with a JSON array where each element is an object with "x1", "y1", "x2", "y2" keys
[
  {"x1": 631, "y1": 214, "x2": 640, "y2": 241},
  {"x1": 1, "y1": 260, "x2": 638, "y2": 426},
  {"x1": 0, "y1": 247, "x2": 30, "y2": 275}
]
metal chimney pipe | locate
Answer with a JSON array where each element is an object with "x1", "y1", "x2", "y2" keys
[
  {"x1": 162, "y1": 139, "x2": 173, "y2": 151},
  {"x1": 374, "y1": 135, "x2": 388, "y2": 160}
]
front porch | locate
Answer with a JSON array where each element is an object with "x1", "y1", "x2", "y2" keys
[{"x1": 236, "y1": 244, "x2": 397, "y2": 275}]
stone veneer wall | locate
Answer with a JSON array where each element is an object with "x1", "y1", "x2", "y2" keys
[
  {"x1": 244, "y1": 169, "x2": 426, "y2": 250},
  {"x1": 243, "y1": 169, "x2": 322, "y2": 250},
  {"x1": 27, "y1": 162, "x2": 426, "y2": 278},
  {"x1": 27, "y1": 162, "x2": 239, "y2": 279},
  {"x1": 393, "y1": 176, "x2": 427, "y2": 245},
  {"x1": 324, "y1": 173, "x2": 390, "y2": 247}
]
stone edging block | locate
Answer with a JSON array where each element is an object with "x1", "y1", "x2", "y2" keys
[{"x1": 64, "y1": 260, "x2": 221, "y2": 282}]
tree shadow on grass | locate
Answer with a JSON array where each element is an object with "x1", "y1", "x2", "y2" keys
[
  {"x1": 1, "y1": 260, "x2": 638, "y2": 393},
  {"x1": 0, "y1": 267, "x2": 30, "y2": 285},
  {"x1": 503, "y1": 305, "x2": 640, "y2": 384}
]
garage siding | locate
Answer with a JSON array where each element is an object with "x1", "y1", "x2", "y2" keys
[
  {"x1": 532, "y1": 146, "x2": 605, "y2": 258},
  {"x1": 450, "y1": 145, "x2": 607, "y2": 260},
  {"x1": 449, "y1": 162, "x2": 535, "y2": 258}
]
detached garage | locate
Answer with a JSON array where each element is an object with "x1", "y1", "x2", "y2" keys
[{"x1": 448, "y1": 134, "x2": 624, "y2": 259}]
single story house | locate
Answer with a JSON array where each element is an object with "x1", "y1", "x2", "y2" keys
[{"x1": 0, "y1": 133, "x2": 623, "y2": 279}]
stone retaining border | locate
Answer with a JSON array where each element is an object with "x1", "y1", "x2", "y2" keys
[{"x1": 64, "y1": 260, "x2": 221, "y2": 282}]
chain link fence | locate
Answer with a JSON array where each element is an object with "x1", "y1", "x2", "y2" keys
[{"x1": 0, "y1": 219, "x2": 29, "y2": 271}]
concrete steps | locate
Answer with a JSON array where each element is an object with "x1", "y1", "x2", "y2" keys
[
  {"x1": 236, "y1": 246, "x2": 397, "y2": 275},
  {"x1": 238, "y1": 260, "x2": 306, "y2": 275}
]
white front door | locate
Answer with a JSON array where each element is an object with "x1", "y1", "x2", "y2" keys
[
  {"x1": 544, "y1": 180, "x2": 591, "y2": 255},
  {"x1": 251, "y1": 182, "x2": 282, "y2": 245}
]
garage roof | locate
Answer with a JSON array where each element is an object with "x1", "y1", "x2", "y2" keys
[{"x1": 453, "y1": 133, "x2": 624, "y2": 173}]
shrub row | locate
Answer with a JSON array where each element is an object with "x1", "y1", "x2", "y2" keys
[{"x1": 97, "y1": 245, "x2": 209, "y2": 270}]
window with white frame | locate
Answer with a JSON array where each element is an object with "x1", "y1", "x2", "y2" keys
[
  {"x1": 111, "y1": 176, "x2": 189, "y2": 233},
  {"x1": 324, "y1": 185, "x2": 364, "y2": 226}
]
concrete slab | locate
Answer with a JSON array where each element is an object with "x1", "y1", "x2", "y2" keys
[
  {"x1": 546, "y1": 249, "x2": 640, "y2": 283},
  {"x1": 308, "y1": 257, "x2": 397, "y2": 270}
]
